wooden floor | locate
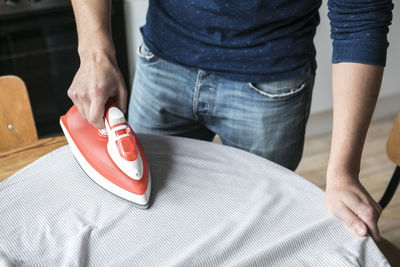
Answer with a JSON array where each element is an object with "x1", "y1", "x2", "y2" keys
[{"x1": 296, "y1": 114, "x2": 400, "y2": 248}]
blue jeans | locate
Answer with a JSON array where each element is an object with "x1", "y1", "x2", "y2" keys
[{"x1": 128, "y1": 42, "x2": 315, "y2": 171}]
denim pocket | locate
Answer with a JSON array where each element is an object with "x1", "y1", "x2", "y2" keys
[
  {"x1": 248, "y1": 70, "x2": 309, "y2": 100},
  {"x1": 137, "y1": 42, "x2": 159, "y2": 64}
]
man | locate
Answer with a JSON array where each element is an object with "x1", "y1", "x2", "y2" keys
[{"x1": 68, "y1": 0, "x2": 393, "y2": 242}]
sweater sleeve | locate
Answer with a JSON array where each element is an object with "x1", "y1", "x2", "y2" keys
[{"x1": 328, "y1": 0, "x2": 393, "y2": 66}]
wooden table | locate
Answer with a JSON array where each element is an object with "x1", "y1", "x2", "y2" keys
[{"x1": 0, "y1": 136, "x2": 67, "y2": 182}]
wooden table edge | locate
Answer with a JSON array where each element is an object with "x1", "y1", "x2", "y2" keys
[{"x1": 0, "y1": 136, "x2": 68, "y2": 182}]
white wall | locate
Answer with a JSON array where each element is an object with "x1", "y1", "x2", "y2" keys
[
  {"x1": 123, "y1": 0, "x2": 399, "y2": 115},
  {"x1": 380, "y1": 2, "x2": 400, "y2": 97},
  {"x1": 123, "y1": 0, "x2": 149, "y2": 87}
]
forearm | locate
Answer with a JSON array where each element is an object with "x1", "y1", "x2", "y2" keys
[
  {"x1": 71, "y1": 0, "x2": 114, "y2": 57},
  {"x1": 327, "y1": 63, "x2": 383, "y2": 183}
]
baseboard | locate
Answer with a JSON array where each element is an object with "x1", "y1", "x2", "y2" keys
[{"x1": 306, "y1": 93, "x2": 400, "y2": 137}]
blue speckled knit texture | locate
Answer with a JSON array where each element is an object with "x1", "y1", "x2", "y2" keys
[{"x1": 141, "y1": 0, "x2": 393, "y2": 82}]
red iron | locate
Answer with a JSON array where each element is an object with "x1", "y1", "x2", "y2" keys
[{"x1": 60, "y1": 104, "x2": 151, "y2": 208}]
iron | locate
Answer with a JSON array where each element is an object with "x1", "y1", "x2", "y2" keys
[{"x1": 60, "y1": 103, "x2": 151, "y2": 208}]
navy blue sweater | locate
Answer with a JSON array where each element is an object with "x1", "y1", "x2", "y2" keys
[{"x1": 141, "y1": 0, "x2": 393, "y2": 82}]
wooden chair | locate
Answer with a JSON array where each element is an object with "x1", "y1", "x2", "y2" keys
[
  {"x1": 0, "y1": 75, "x2": 38, "y2": 150},
  {"x1": 375, "y1": 111, "x2": 400, "y2": 266},
  {"x1": 379, "y1": 111, "x2": 400, "y2": 209}
]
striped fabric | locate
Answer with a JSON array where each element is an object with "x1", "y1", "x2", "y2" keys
[{"x1": 0, "y1": 134, "x2": 388, "y2": 266}]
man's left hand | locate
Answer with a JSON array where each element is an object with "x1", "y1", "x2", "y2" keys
[{"x1": 325, "y1": 177, "x2": 382, "y2": 242}]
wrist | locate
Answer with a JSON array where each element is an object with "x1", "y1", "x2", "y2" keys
[
  {"x1": 326, "y1": 151, "x2": 361, "y2": 184},
  {"x1": 78, "y1": 45, "x2": 116, "y2": 65},
  {"x1": 326, "y1": 166, "x2": 360, "y2": 188},
  {"x1": 78, "y1": 35, "x2": 116, "y2": 60},
  {"x1": 327, "y1": 163, "x2": 359, "y2": 178}
]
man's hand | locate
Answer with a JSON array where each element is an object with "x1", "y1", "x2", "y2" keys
[
  {"x1": 325, "y1": 176, "x2": 382, "y2": 241},
  {"x1": 68, "y1": 0, "x2": 127, "y2": 129},
  {"x1": 68, "y1": 51, "x2": 127, "y2": 129}
]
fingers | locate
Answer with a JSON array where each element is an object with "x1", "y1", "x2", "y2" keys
[
  {"x1": 75, "y1": 102, "x2": 87, "y2": 120},
  {"x1": 335, "y1": 201, "x2": 368, "y2": 237},
  {"x1": 347, "y1": 201, "x2": 382, "y2": 241},
  {"x1": 88, "y1": 97, "x2": 107, "y2": 129},
  {"x1": 343, "y1": 187, "x2": 382, "y2": 241},
  {"x1": 67, "y1": 58, "x2": 128, "y2": 128},
  {"x1": 325, "y1": 184, "x2": 382, "y2": 242},
  {"x1": 68, "y1": 85, "x2": 87, "y2": 120},
  {"x1": 69, "y1": 86, "x2": 126, "y2": 129}
]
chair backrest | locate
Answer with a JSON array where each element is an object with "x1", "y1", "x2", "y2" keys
[
  {"x1": 379, "y1": 112, "x2": 400, "y2": 209},
  {"x1": 0, "y1": 75, "x2": 38, "y2": 150},
  {"x1": 387, "y1": 112, "x2": 400, "y2": 166}
]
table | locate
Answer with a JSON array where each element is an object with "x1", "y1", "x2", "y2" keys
[
  {"x1": 0, "y1": 134, "x2": 389, "y2": 266},
  {"x1": 0, "y1": 136, "x2": 67, "y2": 182}
]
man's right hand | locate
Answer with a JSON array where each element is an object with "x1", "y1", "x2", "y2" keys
[
  {"x1": 68, "y1": 50, "x2": 127, "y2": 129},
  {"x1": 69, "y1": 0, "x2": 126, "y2": 129}
]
